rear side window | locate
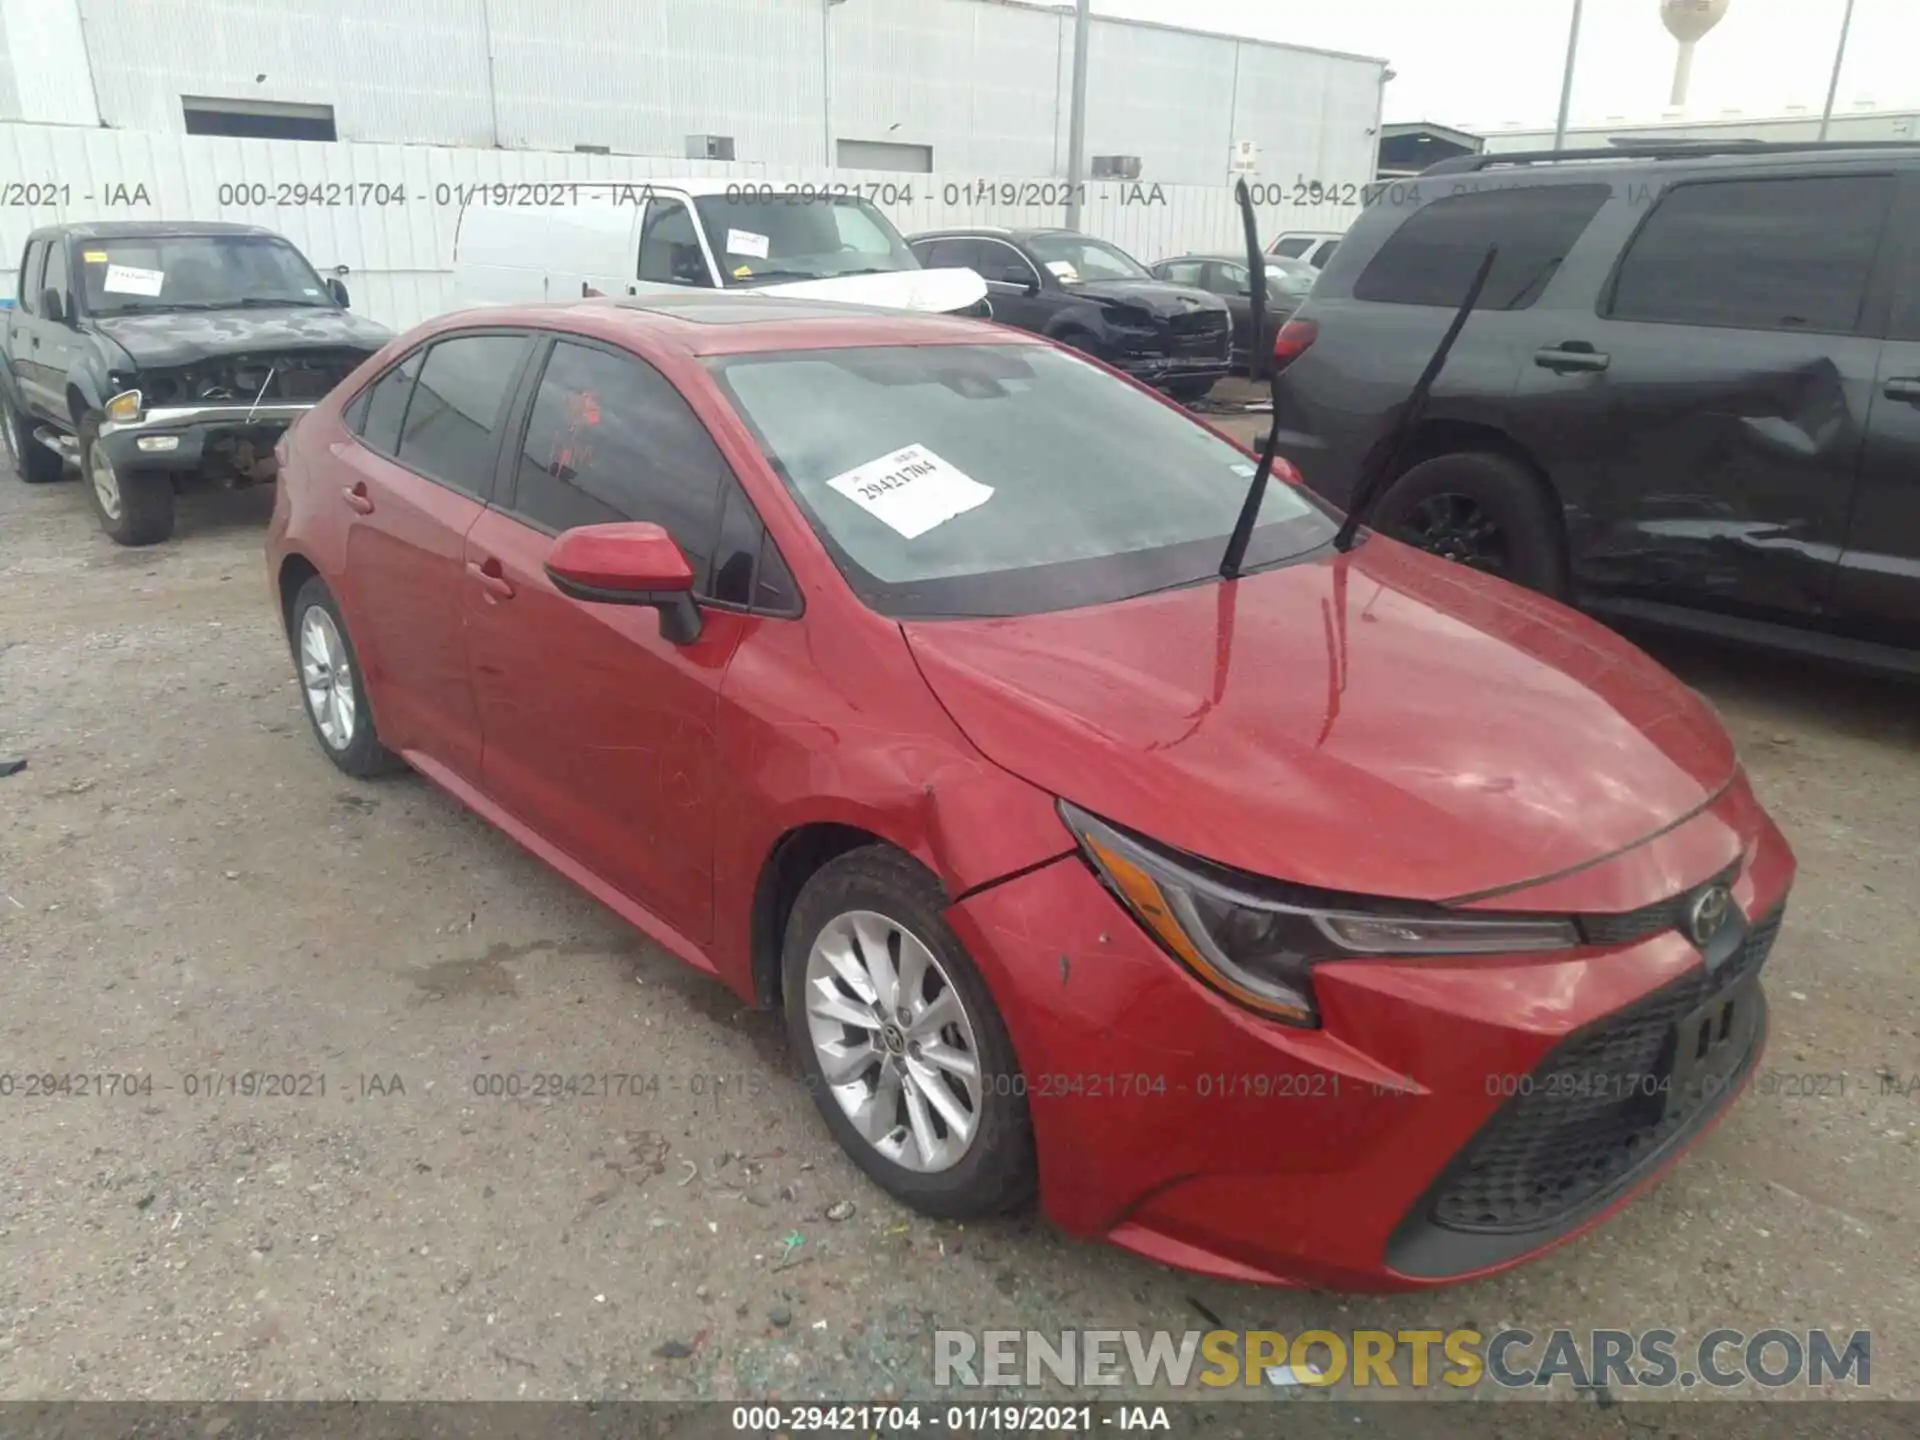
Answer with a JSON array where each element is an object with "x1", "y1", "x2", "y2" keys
[
  {"x1": 1272, "y1": 237, "x2": 1312, "y2": 259},
  {"x1": 1607, "y1": 175, "x2": 1895, "y2": 335},
  {"x1": 509, "y1": 339, "x2": 727, "y2": 593},
  {"x1": 17, "y1": 240, "x2": 45, "y2": 313},
  {"x1": 353, "y1": 348, "x2": 424, "y2": 455},
  {"x1": 394, "y1": 334, "x2": 526, "y2": 495},
  {"x1": 1352, "y1": 184, "x2": 1610, "y2": 310}
]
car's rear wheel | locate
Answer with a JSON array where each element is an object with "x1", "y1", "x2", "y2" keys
[
  {"x1": 289, "y1": 575, "x2": 404, "y2": 779},
  {"x1": 1371, "y1": 451, "x2": 1569, "y2": 598},
  {"x1": 783, "y1": 846, "x2": 1036, "y2": 1219},
  {"x1": 81, "y1": 418, "x2": 174, "y2": 546},
  {"x1": 3, "y1": 393, "x2": 64, "y2": 484},
  {"x1": 1168, "y1": 377, "x2": 1216, "y2": 403}
]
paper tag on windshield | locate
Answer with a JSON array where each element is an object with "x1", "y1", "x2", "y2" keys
[
  {"x1": 1230, "y1": 462, "x2": 1258, "y2": 478},
  {"x1": 726, "y1": 229, "x2": 770, "y2": 259},
  {"x1": 826, "y1": 445, "x2": 993, "y2": 540},
  {"x1": 103, "y1": 264, "x2": 164, "y2": 297},
  {"x1": 1045, "y1": 260, "x2": 1078, "y2": 281}
]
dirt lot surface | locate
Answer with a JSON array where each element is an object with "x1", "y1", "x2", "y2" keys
[{"x1": 1, "y1": 395, "x2": 1916, "y2": 1433}]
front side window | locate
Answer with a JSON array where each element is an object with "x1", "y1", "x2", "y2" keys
[
  {"x1": 1352, "y1": 184, "x2": 1610, "y2": 311},
  {"x1": 1158, "y1": 260, "x2": 1208, "y2": 288},
  {"x1": 510, "y1": 340, "x2": 727, "y2": 593},
  {"x1": 73, "y1": 234, "x2": 335, "y2": 316},
  {"x1": 1023, "y1": 233, "x2": 1151, "y2": 284},
  {"x1": 1272, "y1": 237, "x2": 1313, "y2": 259},
  {"x1": 706, "y1": 343, "x2": 1335, "y2": 619},
  {"x1": 638, "y1": 200, "x2": 713, "y2": 287},
  {"x1": 393, "y1": 334, "x2": 526, "y2": 495},
  {"x1": 691, "y1": 194, "x2": 918, "y2": 285},
  {"x1": 41, "y1": 240, "x2": 70, "y2": 308},
  {"x1": 1607, "y1": 175, "x2": 1894, "y2": 335}
]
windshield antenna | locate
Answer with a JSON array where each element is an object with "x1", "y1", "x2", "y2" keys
[
  {"x1": 1217, "y1": 178, "x2": 1280, "y2": 581},
  {"x1": 1332, "y1": 242, "x2": 1499, "y2": 553}
]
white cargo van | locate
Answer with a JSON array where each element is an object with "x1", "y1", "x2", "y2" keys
[{"x1": 453, "y1": 180, "x2": 989, "y2": 315}]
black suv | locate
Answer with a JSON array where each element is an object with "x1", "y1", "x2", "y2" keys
[
  {"x1": 1269, "y1": 141, "x2": 1920, "y2": 674},
  {"x1": 905, "y1": 227, "x2": 1232, "y2": 400},
  {"x1": 3, "y1": 221, "x2": 391, "y2": 546}
]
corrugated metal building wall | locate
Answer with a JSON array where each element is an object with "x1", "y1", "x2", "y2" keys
[{"x1": 1, "y1": 0, "x2": 1385, "y2": 185}]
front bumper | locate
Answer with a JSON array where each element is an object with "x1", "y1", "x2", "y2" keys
[
  {"x1": 1116, "y1": 354, "x2": 1231, "y2": 388},
  {"x1": 98, "y1": 402, "x2": 316, "y2": 475},
  {"x1": 944, "y1": 775, "x2": 1795, "y2": 1291}
]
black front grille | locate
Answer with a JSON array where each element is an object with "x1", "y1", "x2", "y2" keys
[
  {"x1": 1578, "y1": 861, "x2": 1741, "y2": 946},
  {"x1": 1427, "y1": 906, "x2": 1782, "y2": 1236}
]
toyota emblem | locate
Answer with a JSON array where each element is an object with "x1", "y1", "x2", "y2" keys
[{"x1": 1685, "y1": 884, "x2": 1735, "y2": 948}]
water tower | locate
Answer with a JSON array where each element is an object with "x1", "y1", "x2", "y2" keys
[{"x1": 1662, "y1": 0, "x2": 1732, "y2": 107}]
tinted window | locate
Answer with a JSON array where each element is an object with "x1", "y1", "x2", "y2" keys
[
  {"x1": 1272, "y1": 238, "x2": 1312, "y2": 258},
  {"x1": 1310, "y1": 240, "x2": 1340, "y2": 267},
  {"x1": 1353, "y1": 184, "x2": 1610, "y2": 310},
  {"x1": 638, "y1": 199, "x2": 712, "y2": 286},
  {"x1": 394, "y1": 335, "x2": 526, "y2": 494},
  {"x1": 511, "y1": 340, "x2": 727, "y2": 592},
  {"x1": 1608, "y1": 175, "x2": 1894, "y2": 335},
  {"x1": 977, "y1": 241, "x2": 1037, "y2": 287},
  {"x1": 17, "y1": 241, "x2": 44, "y2": 313},
  {"x1": 41, "y1": 240, "x2": 69, "y2": 306},
  {"x1": 920, "y1": 238, "x2": 981, "y2": 270},
  {"x1": 355, "y1": 348, "x2": 424, "y2": 455},
  {"x1": 1159, "y1": 260, "x2": 1208, "y2": 288}
]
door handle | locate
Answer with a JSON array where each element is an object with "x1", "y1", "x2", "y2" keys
[
  {"x1": 1535, "y1": 344, "x2": 1610, "y2": 374},
  {"x1": 1884, "y1": 377, "x2": 1920, "y2": 405},
  {"x1": 342, "y1": 481, "x2": 375, "y2": 514},
  {"x1": 466, "y1": 557, "x2": 515, "y2": 600}
]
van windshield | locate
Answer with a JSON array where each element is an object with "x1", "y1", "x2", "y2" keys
[{"x1": 692, "y1": 195, "x2": 920, "y2": 285}]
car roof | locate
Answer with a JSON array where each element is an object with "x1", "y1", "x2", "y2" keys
[
  {"x1": 31, "y1": 220, "x2": 282, "y2": 241},
  {"x1": 1419, "y1": 142, "x2": 1920, "y2": 184},
  {"x1": 412, "y1": 292, "x2": 1043, "y2": 359},
  {"x1": 1157, "y1": 253, "x2": 1248, "y2": 265},
  {"x1": 907, "y1": 226, "x2": 1090, "y2": 243}
]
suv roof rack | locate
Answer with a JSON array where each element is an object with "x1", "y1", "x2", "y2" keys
[{"x1": 1421, "y1": 139, "x2": 1920, "y2": 176}]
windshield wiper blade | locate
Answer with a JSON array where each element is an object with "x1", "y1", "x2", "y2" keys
[
  {"x1": 728, "y1": 269, "x2": 819, "y2": 284},
  {"x1": 231, "y1": 296, "x2": 330, "y2": 308},
  {"x1": 1219, "y1": 179, "x2": 1279, "y2": 580}
]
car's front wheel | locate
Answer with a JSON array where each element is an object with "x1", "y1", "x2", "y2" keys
[
  {"x1": 1167, "y1": 377, "x2": 1216, "y2": 404},
  {"x1": 783, "y1": 846, "x2": 1036, "y2": 1219},
  {"x1": 289, "y1": 575, "x2": 405, "y2": 779},
  {"x1": 81, "y1": 418, "x2": 174, "y2": 545}
]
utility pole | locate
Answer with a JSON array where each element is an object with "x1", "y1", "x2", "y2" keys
[
  {"x1": 1064, "y1": 0, "x2": 1091, "y2": 229},
  {"x1": 1817, "y1": 0, "x2": 1858, "y2": 143},
  {"x1": 1552, "y1": 0, "x2": 1584, "y2": 150}
]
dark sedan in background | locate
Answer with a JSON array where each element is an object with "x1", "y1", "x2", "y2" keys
[
  {"x1": 1150, "y1": 252, "x2": 1318, "y2": 374},
  {"x1": 906, "y1": 227, "x2": 1232, "y2": 400}
]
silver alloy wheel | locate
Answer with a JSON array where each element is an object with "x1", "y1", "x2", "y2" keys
[
  {"x1": 299, "y1": 605, "x2": 358, "y2": 751},
  {"x1": 804, "y1": 909, "x2": 984, "y2": 1173},
  {"x1": 88, "y1": 441, "x2": 123, "y2": 520}
]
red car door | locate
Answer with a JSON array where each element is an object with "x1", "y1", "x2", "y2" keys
[
  {"x1": 461, "y1": 336, "x2": 747, "y2": 944},
  {"x1": 336, "y1": 332, "x2": 531, "y2": 780}
]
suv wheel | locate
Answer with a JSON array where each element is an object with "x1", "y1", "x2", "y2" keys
[
  {"x1": 81, "y1": 417, "x2": 174, "y2": 546},
  {"x1": 783, "y1": 846, "x2": 1037, "y2": 1219},
  {"x1": 3, "y1": 394, "x2": 64, "y2": 484},
  {"x1": 1372, "y1": 452, "x2": 1568, "y2": 598}
]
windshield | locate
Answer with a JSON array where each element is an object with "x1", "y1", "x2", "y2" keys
[
  {"x1": 691, "y1": 195, "x2": 920, "y2": 285},
  {"x1": 706, "y1": 343, "x2": 1335, "y2": 618},
  {"x1": 1024, "y1": 233, "x2": 1151, "y2": 284},
  {"x1": 76, "y1": 235, "x2": 334, "y2": 316}
]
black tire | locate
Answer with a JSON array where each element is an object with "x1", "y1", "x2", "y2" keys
[
  {"x1": 80, "y1": 416, "x2": 174, "y2": 546},
  {"x1": 1167, "y1": 377, "x2": 1216, "y2": 403},
  {"x1": 287, "y1": 575, "x2": 405, "y2": 779},
  {"x1": 3, "y1": 392, "x2": 64, "y2": 484},
  {"x1": 1370, "y1": 451, "x2": 1569, "y2": 598},
  {"x1": 782, "y1": 846, "x2": 1037, "y2": 1219}
]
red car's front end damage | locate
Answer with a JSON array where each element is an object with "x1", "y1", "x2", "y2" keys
[{"x1": 909, "y1": 539, "x2": 1796, "y2": 1290}]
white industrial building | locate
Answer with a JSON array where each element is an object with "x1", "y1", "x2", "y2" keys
[{"x1": 0, "y1": 0, "x2": 1385, "y2": 188}]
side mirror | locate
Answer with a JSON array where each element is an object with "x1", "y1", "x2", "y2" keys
[
  {"x1": 325, "y1": 277, "x2": 350, "y2": 307},
  {"x1": 544, "y1": 521, "x2": 704, "y2": 644},
  {"x1": 41, "y1": 289, "x2": 65, "y2": 323}
]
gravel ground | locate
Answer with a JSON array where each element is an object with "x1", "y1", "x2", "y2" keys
[{"x1": 0, "y1": 396, "x2": 1916, "y2": 1430}]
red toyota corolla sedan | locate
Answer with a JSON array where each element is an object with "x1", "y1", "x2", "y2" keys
[{"x1": 265, "y1": 293, "x2": 1794, "y2": 1291}]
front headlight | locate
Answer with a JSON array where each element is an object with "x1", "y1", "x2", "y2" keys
[
  {"x1": 1059, "y1": 801, "x2": 1579, "y2": 1027},
  {"x1": 105, "y1": 389, "x2": 142, "y2": 422}
]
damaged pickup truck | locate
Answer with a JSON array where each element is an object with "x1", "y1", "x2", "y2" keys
[{"x1": 3, "y1": 221, "x2": 391, "y2": 545}]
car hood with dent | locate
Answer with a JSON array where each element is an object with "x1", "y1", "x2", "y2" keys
[
  {"x1": 92, "y1": 306, "x2": 394, "y2": 369},
  {"x1": 902, "y1": 540, "x2": 1738, "y2": 904},
  {"x1": 1066, "y1": 278, "x2": 1231, "y2": 323}
]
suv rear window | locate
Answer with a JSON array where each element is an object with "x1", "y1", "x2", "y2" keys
[
  {"x1": 1352, "y1": 184, "x2": 1610, "y2": 311},
  {"x1": 1606, "y1": 174, "x2": 1895, "y2": 335}
]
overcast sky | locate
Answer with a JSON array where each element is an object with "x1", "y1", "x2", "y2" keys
[{"x1": 1044, "y1": 0, "x2": 1917, "y2": 133}]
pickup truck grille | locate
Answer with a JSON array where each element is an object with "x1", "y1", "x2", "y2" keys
[{"x1": 141, "y1": 349, "x2": 373, "y2": 407}]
